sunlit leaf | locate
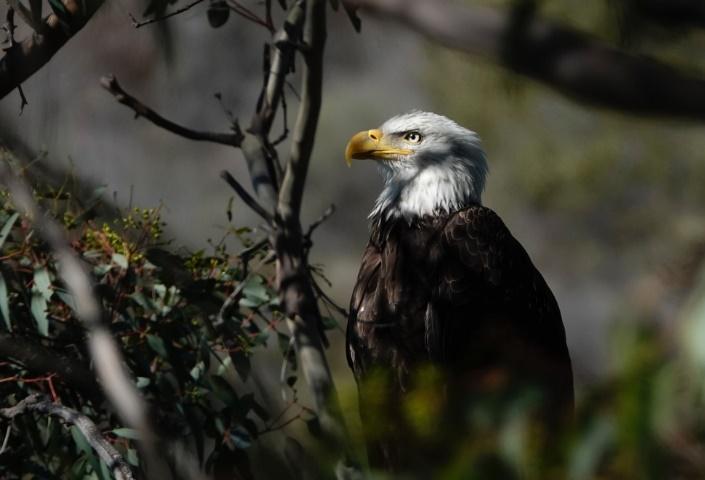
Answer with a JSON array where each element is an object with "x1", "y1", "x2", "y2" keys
[
  {"x1": 0, "y1": 212, "x2": 18, "y2": 251},
  {"x1": 0, "y1": 271, "x2": 11, "y2": 331},
  {"x1": 31, "y1": 267, "x2": 52, "y2": 336},
  {"x1": 112, "y1": 428, "x2": 140, "y2": 440},
  {"x1": 136, "y1": 377, "x2": 151, "y2": 389},
  {"x1": 31, "y1": 292, "x2": 48, "y2": 336},
  {"x1": 112, "y1": 253, "x2": 128, "y2": 270},
  {"x1": 33, "y1": 267, "x2": 52, "y2": 298},
  {"x1": 190, "y1": 361, "x2": 205, "y2": 381},
  {"x1": 126, "y1": 449, "x2": 139, "y2": 467}
]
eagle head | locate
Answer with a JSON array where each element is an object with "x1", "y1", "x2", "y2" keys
[{"x1": 345, "y1": 111, "x2": 488, "y2": 221}]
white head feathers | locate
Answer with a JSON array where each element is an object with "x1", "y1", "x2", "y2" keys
[{"x1": 369, "y1": 111, "x2": 488, "y2": 221}]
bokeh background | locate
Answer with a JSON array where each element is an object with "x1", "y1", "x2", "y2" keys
[{"x1": 4, "y1": 0, "x2": 705, "y2": 462}]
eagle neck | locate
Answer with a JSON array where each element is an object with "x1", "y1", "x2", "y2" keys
[{"x1": 369, "y1": 155, "x2": 485, "y2": 222}]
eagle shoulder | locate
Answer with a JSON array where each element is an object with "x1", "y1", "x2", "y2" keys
[{"x1": 437, "y1": 205, "x2": 573, "y2": 409}]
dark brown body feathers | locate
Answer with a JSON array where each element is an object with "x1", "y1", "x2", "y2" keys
[{"x1": 347, "y1": 205, "x2": 573, "y2": 471}]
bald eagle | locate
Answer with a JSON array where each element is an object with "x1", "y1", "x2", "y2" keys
[{"x1": 344, "y1": 112, "x2": 573, "y2": 473}]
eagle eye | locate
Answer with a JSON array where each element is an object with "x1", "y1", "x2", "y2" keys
[{"x1": 403, "y1": 131, "x2": 423, "y2": 144}]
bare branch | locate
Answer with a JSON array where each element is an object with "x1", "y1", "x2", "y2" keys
[
  {"x1": 130, "y1": 0, "x2": 207, "y2": 28},
  {"x1": 277, "y1": 0, "x2": 326, "y2": 220},
  {"x1": 101, "y1": 75, "x2": 244, "y2": 147},
  {"x1": 251, "y1": 4, "x2": 304, "y2": 135},
  {"x1": 350, "y1": 0, "x2": 705, "y2": 121},
  {"x1": 304, "y1": 204, "x2": 335, "y2": 243},
  {"x1": 239, "y1": 1, "x2": 307, "y2": 209},
  {"x1": 0, "y1": 394, "x2": 134, "y2": 480},
  {"x1": 0, "y1": 0, "x2": 106, "y2": 100},
  {"x1": 0, "y1": 163, "x2": 172, "y2": 479},
  {"x1": 220, "y1": 170, "x2": 274, "y2": 222},
  {"x1": 0, "y1": 333, "x2": 100, "y2": 398}
]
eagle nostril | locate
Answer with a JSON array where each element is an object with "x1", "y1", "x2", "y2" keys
[{"x1": 368, "y1": 130, "x2": 380, "y2": 141}]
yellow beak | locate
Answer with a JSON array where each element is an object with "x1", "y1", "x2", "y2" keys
[{"x1": 344, "y1": 129, "x2": 412, "y2": 167}]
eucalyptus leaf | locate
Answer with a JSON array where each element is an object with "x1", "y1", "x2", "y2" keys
[
  {"x1": 230, "y1": 426, "x2": 252, "y2": 449},
  {"x1": 0, "y1": 272, "x2": 10, "y2": 331},
  {"x1": 112, "y1": 253, "x2": 128, "y2": 269},
  {"x1": 33, "y1": 267, "x2": 52, "y2": 299},
  {"x1": 190, "y1": 361, "x2": 205, "y2": 381},
  {"x1": 242, "y1": 276, "x2": 269, "y2": 302},
  {"x1": 31, "y1": 267, "x2": 52, "y2": 336},
  {"x1": 126, "y1": 449, "x2": 139, "y2": 467},
  {"x1": 147, "y1": 334, "x2": 168, "y2": 358},
  {"x1": 70, "y1": 425, "x2": 91, "y2": 455},
  {"x1": 31, "y1": 292, "x2": 48, "y2": 336},
  {"x1": 0, "y1": 212, "x2": 18, "y2": 251},
  {"x1": 136, "y1": 377, "x2": 151, "y2": 389},
  {"x1": 112, "y1": 428, "x2": 140, "y2": 440}
]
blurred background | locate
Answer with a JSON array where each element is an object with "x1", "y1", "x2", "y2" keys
[{"x1": 4, "y1": 0, "x2": 705, "y2": 459}]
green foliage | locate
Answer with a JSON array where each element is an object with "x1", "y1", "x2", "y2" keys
[{"x1": 0, "y1": 185, "x2": 311, "y2": 478}]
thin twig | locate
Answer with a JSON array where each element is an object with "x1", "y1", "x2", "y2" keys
[
  {"x1": 228, "y1": 0, "x2": 274, "y2": 32},
  {"x1": 101, "y1": 75, "x2": 244, "y2": 147},
  {"x1": 311, "y1": 276, "x2": 348, "y2": 318},
  {"x1": 304, "y1": 204, "x2": 335, "y2": 241},
  {"x1": 237, "y1": 238, "x2": 270, "y2": 263},
  {"x1": 0, "y1": 394, "x2": 134, "y2": 480},
  {"x1": 220, "y1": 170, "x2": 274, "y2": 223},
  {"x1": 130, "y1": 0, "x2": 207, "y2": 28}
]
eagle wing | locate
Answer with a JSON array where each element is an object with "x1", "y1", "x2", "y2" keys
[{"x1": 435, "y1": 206, "x2": 573, "y2": 410}]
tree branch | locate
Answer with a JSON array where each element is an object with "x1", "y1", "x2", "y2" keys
[
  {"x1": 350, "y1": 0, "x2": 705, "y2": 121},
  {"x1": 270, "y1": 1, "x2": 360, "y2": 476},
  {"x1": 0, "y1": 0, "x2": 106, "y2": 100},
  {"x1": 101, "y1": 75, "x2": 244, "y2": 147},
  {"x1": 0, "y1": 333, "x2": 100, "y2": 399},
  {"x1": 277, "y1": 0, "x2": 326, "y2": 220},
  {"x1": 239, "y1": 1, "x2": 307, "y2": 210},
  {"x1": 220, "y1": 170, "x2": 274, "y2": 223},
  {"x1": 0, "y1": 394, "x2": 134, "y2": 480}
]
